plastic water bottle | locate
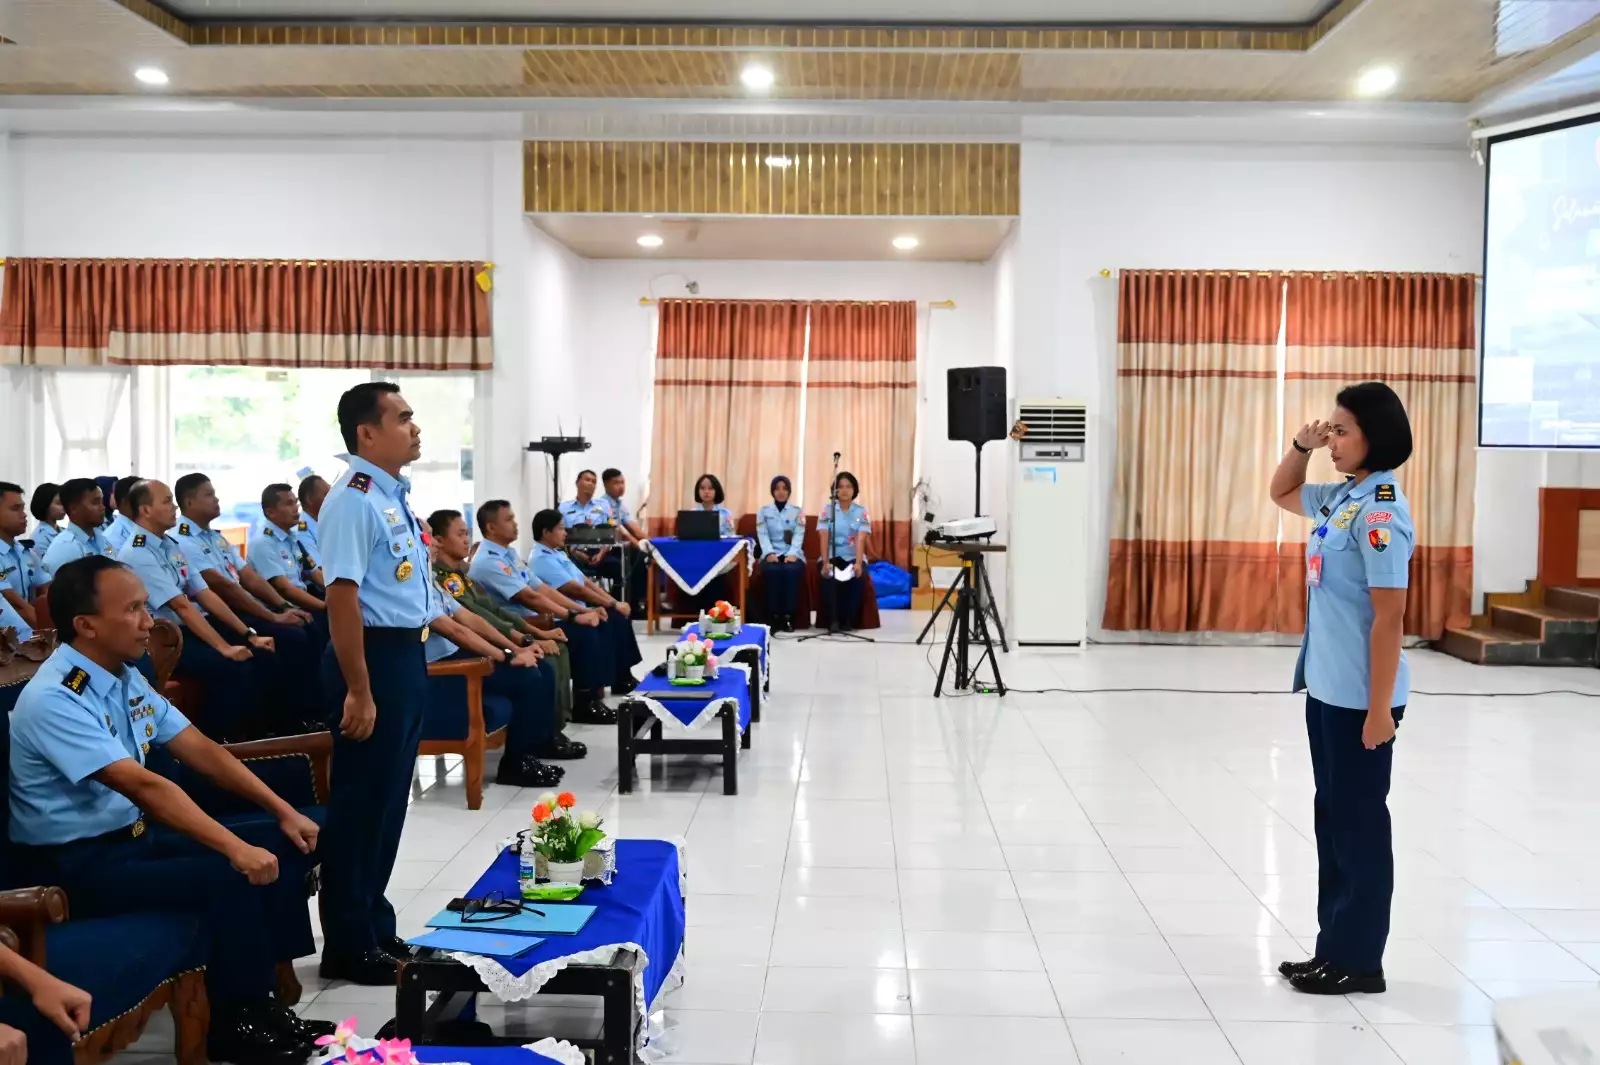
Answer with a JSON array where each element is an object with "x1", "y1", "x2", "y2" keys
[{"x1": 518, "y1": 834, "x2": 537, "y2": 899}]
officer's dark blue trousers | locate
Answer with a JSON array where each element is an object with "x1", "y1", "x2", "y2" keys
[
  {"x1": 14, "y1": 816, "x2": 316, "y2": 1006},
  {"x1": 175, "y1": 627, "x2": 262, "y2": 740},
  {"x1": 603, "y1": 607, "x2": 642, "y2": 686},
  {"x1": 319, "y1": 628, "x2": 426, "y2": 958},
  {"x1": 435, "y1": 649, "x2": 557, "y2": 752},
  {"x1": 559, "y1": 618, "x2": 614, "y2": 693},
  {"x1": 760, "y1": 559, "x2": 803, "y2": 618},
  {"x1": 256, "y1": 618, "x2": 321, "y2": 725},
  {"x1": 821, "y1": 570, "x2": 865, "y2": 629},
  {"x1": 1306, "y1": 696, "x2": 1405, "y2": 972}
]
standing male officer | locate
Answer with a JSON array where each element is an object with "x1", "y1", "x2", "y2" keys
[
  {"x1": 39, "y1": 478, "x2": 116, "y2": 576},
  {"x1": 9, "y1": 555, "x2": 330, "y2": 1065},
  {"x1": 0, "y1": 481, "x2": 44, "y2": 629},
  {"x1": 316, "y1": 381, "x2": 443, "y2": 986}
]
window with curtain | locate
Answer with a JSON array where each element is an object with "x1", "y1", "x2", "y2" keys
[{"x1": 42, "y1": 368, "x2": 132, "y2": 482}]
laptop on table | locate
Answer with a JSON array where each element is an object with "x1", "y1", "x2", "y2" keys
[{"x1": 675, "y1": 510, "x2": 721, "y2": 541}]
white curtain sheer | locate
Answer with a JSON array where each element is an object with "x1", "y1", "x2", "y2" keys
[{"x1": 44, "y1": 368, "x2": 129, "y2": 479}]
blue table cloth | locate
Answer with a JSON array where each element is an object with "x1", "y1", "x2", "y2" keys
[
  {"x1": 415, "y1": 1045, "x2": 570, "y2": 1065},
  {"x1": 634, "y1": 663, "x2": 751, "y2": 733},
  {"x1": 451, "y1": 838, "x2": 685, "y2": 1012},
  {"x1": 681, "y1": 622, "x2": 770, "y2": 683},
  {"x1": 647, "y1": 537, "x2": 751, "y2": 596}
]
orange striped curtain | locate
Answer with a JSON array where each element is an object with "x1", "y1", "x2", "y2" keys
[
  {"x1": 802, "y1": 300, "x2": 918, "y2": 568},
  {"x1": 647, "y1": 299, "x2": 807, "y2": 534},
  {"x1": 1103, "y1": 271, "x2": 1284, "y2": 632},
  {"x1": 1278, "y1": 273, "x2": 1477, "y2": 639},
  {"x1": 0, "y1": 258, "x2": 493, "y2": 370}
]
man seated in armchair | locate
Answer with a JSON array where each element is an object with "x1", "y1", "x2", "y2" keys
[{"x1": 7, "y1": 555, "x2": 332, "y2": 1065}]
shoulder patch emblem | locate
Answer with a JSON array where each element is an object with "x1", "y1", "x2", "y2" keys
[
  {"x1": 1368, "y1": 528, "x2": 1391, "y2": 552},
  {"x1": 499, "y1": 562, "x2": 514, "y2": 576},
  {"x1": 348, "y1": 472, "x2": 373, "y2": 493},
  {"x1": 131, "y1": 533, "x2": 147, "y2": 548},
  {"x1": 62, "y1": 667, "x2": 89, "y2": 694},
  {"x1": 1366, "y1": 511, "x2": 1393, "y2": 526},
  {"x1": 178, "y1": 523, "x2": 191, "y2": 536},
  {"x1": 443, "y1": 574, "x2": 466, "y2": 598},
  {"x1": 1374, "y1": 484, "x2": 1396, "y2": 502}
]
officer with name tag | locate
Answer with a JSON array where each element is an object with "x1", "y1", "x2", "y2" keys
[
  {"x1": 560, "y1": 468, "x2": 619, "y2": 579},
  {"x1": 39, "y1": 478, "x2": 117, "y2": 577},
  {"x1": 817, "y1": 470, "x2": 873, "y2": 629},
  {"x1": 530, "y1": 508, "x2": 643, "y2": 694},
  {"x1": 599, "y1": 467, "x2": 649, "y2": 610},
  {"x1": 104, "y1": 475, "x2": 145, "y2": 554},
  {"x1": 8, "y1": 555, "x2": 331, "y2": 1065},
  {"x1": 119, "y1": 479, "x2": 278, "y2": 740},
  {"x1": 249, "y1": 484, "x2": 329, "y2": 613},
  {"x1": 756, "y1": 474, "x2": 806, "y2": 632},
  {"x1": 316, "y1": 381, "x2": 443, "y2": 986},
  {"x1": 28, "y1": 482, "x2": 65, "y2": 557},
  {"x1": 1270, "y1": 382, "x2": 1415, "y2": 998},
  {"x1": 0, "y1": 481, "x2": 44, "y2": 630},
  {"x1": 469, "y1": 500, "x2": 620, "y2": 723}
]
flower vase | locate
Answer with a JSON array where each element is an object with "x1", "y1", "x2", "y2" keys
[
  {"x1": 542, "y1": 858, "x2": 585, "y2": 885},
  {"x1": 684, "y1": 665, "x2": 705, "y2": 681}
]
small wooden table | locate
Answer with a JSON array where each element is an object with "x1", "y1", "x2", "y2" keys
[{"x1": 644, "y1": 538, "x2": 750, "y2": 636}]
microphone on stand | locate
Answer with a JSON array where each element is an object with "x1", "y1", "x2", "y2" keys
[{"x1": 832, "y1": 452, "x2": 841, "y2": 462}]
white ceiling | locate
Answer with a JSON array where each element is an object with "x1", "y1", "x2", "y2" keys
[
  {"x1": 159, "y1": 0, "x2": 1329, "y2": 24},
  {"x1": 531, "y1": 214, "x2": 1015, "y2": 262}
]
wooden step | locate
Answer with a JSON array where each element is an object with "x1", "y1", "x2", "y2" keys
[
  {"x1": 1545, "y1": 586, "x2": 1600, "y2": 619},
  {"x1": 1437, "y1": 626, "x2": 1541, "y2": 666},
  {"x1": 1489, "y1": 603, "x2": 1598, "y2": 640}
]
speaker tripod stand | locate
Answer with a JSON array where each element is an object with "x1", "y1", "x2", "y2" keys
[{"x1": 932, "y1": 543, "x2": 1007, "y2": 697}]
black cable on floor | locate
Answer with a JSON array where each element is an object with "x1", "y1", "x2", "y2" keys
[{"x1": 968, "y1": 685, "x2": 1600, "y2": 698}]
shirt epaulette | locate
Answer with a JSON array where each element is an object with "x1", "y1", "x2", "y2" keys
[
  {"x1": 348, "y1": 472, "x2": 372, "y2": 493},
  {"x1": 61, "y1": 667, "x2": 89, "y2": 695},
  {"x1": 178, "y1": 522, "x2": 191, "y2": 536},
  {"x1": 131, "y1": 533, "x2": 146, "y2": 548}
]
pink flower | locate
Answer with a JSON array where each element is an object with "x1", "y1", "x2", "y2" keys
[
  {"x1": 375, "y1": 1038, "x2": 416, "y2": 1065},
  {"x1": 315, "y1": 1016, "x2": 359, "y2": 1049},
  {"x1": 706, "y1": 654, "x2": 718, "y2": 669}
]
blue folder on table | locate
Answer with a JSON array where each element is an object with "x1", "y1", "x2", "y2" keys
[
  {"x1": 407, "y1": 928, "x2": 545, "y2": 958},
  {"x1": 425, "y1": 904, "x2": 598, "y2": 937}
]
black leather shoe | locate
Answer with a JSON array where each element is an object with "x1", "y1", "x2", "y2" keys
[
  {"x1": 532, "y1": 733, "x2": 588, "y2": 760},
  {"x1": 207, "y1": 1008, "x2": 315, "y2": 1065},
  {"x1": 1278, "y1": 956, "x2": 1325, "y2": 979},
  {"x1": 495, "y1": 755, "x2": 565, "y2": 788},
  {"x1": 319, "y1": 949, "x2": 399, "y2": 985},
  {"x1": 257, "y1": 1000, "x2": 336, "y2": 1042},
  {"x1": 379, "y1": 935, "x2": 415, "y2": 961},
  {"x1": 612, "y1": 674, "x2": 639, "y2": 695},
  {"x1": 1290, "y1": 964, "x2": 1385, "y2": 995},
  {"x1": 572, "y1": 701, "x2": 619, "y2": 725}
]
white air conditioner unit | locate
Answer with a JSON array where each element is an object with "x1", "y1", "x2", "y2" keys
[{"x1": 1010, "y1": 399, "x2": 1089, "y2": 645}]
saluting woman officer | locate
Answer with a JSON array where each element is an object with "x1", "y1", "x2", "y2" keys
[{"x1": 1268, "y1": 381, "x2": 1414, "y2": 997}]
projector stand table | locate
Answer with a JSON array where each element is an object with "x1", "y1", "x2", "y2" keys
[{"x1": 933, "y1": 543, "x2": 1008, "y2": 698}]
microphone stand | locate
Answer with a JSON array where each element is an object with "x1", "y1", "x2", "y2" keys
[{"x1": 798, "y1": 452, "x2": 874, "y2": 644}]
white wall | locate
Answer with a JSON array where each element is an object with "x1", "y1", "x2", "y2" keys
[{"x1": 1011, "y1": 142, "x2": 1492, "y2": 633}]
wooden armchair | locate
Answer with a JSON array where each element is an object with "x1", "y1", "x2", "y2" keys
[{"x1": 420, "y1": 656, "x2": 504, "y2": 811}]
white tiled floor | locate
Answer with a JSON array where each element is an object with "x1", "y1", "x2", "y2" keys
[{"x1": 127, "y1": 616, "x2": 1600, "y2": 1063}]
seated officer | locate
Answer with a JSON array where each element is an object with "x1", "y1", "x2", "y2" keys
[
  {"x1": 599, "y1": 468, "x2": 649, "y2": 610},
  {"x1": 104, "y1": 475, "x2": 144, "y2": 553},
  {"x1": 0, "y1": 480, "x2": 43, "y2": 629},
  {"x1": 0, "y1": 941, "x2": 92, "y2": 1065},
  {"x1": 9, "y1": 555, "x2": 331, "y2": 1065},
  {"x1": 119, "y1": 479, "x2": 280, "y2": 741},
  {"x1": 529, "y1": 508, "x2": 642, "y2": 696},
  {"x1": 429, "y1": 509, "x2": 585, "y2": 761},
  {"x1": 467, "y1": 499, "x2": 618, "y2": 724},
  {"x1": 29, "y1": 481, "x2": 65, "y2": 557},
  {"x1": 560, "y1": 468, "x2": 617, "y2": 571},
  {"x1": 295, "y1": 474, "x2": 330, "y2": 555},
  {"x1": 38, "y1": 478, "x2": 115, "y2": 577},
  {"x1": 425, "y1": 588, "x2": 565, "y2": 788},
  {"x1": 249, "y1": 484, "x2": 329, "y2": 615}
]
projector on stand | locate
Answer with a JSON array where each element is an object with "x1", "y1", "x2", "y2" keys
[{"x1": 933, "y1": 516, "x2": 997, "y2": 541}]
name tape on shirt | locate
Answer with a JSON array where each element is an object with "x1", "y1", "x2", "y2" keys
[
  {"x1": 1374, "y1": 484, "x2": 1396, "y2": 502},
  {"x1": 1366, "y1": 511, "x2": 1393, "y2": 526},
  {"x1": 348, "y1": 472, "x2": 372, "y2": 493}
]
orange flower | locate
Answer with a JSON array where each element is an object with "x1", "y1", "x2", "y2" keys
[
  {"x1": 532, "y1": 803, "x2": 552, "y2": 823},
  {"x1": 557, "y1": 792, "x2": 577, "y2": 809}
]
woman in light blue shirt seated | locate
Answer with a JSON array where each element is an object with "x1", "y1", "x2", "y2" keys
[
  {"x1": 28, "y1": 483, "x2": 63, "y2": 556},
  {"x1": 817, "y1": 471, "x2": 873, "y2": 630},
  {"x1": 688, "y1": 473, "x2": 736, "y2": 613},
  {"x1": 756, "y1": 475, "x2": 805, "y2": 632}
]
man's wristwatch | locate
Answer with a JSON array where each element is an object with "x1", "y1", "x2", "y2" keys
[
  {"x1": 1292, "y1": 439, "x2": 1311, "y2": 454},
  {"x1": 246, "y1": 627, "x2": 260, "y2": 638},
  {"x1": 566, "y1": 608, "x2": 579, "y2": 621},
  {"x1": 501, "y1": 647, "x2": 515, "y2": 665}
]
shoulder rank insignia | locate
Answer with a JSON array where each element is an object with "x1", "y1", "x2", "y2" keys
[
  {"x1": 62, "y1": 667, "x2": 90, "y2": 694},
  {"x1": 131, "y1": 533, "x2": 147, "y2": 547},
  {"x1": 262, "y1": 526, "x2": 274, "y2": 538},
  {"x1": 348, "y1": 472, "x2": 373, "y2": 493},
  {"x1": 178, "y1": 523, "x2": 191, "y2": 536},
  {"x1": 297, "y1": 519, "x2": 308, "y2": 531},
  {"x1": 1374, "y1": 484, "x2": 1396, "y2": 502}
]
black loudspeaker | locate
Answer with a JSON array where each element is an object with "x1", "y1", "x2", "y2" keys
[{"x1": 947, "y1": 367, "x2": 1008, "y2": 445}]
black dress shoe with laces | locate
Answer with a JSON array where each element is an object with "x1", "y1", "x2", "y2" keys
[
  {"x1": 1289, "y1": 963, "x2": 1385, "y2": 995},
  {"x1": 207, "y1": 1007, "x2": 315, "y2": 1065},
  {"x1": 380, "y1": 935, "x2": 415, "y2": 961},
  {"x1": 495, "y1": 754, "x2": 565, "y2": 788},
  {"x1": 571, "y1": 701, "x2": 619, "y2": 725},
  {"x1": 612, "y1": 673, "x2": 639, "y2": 696},
  {"x1": 532, "y1": 733, "x2": 588, "y2": 760},
  {"x1": 1278, "y1": 956, "x2": 1325, "y2": 979},
  {"x1": 258, "y1": 1000, "x2": 337, "y2": 1042},
  {"x1": 319, "y1": 949, "x2": 399, "y2": 985}
]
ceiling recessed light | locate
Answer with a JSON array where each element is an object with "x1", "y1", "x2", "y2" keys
[
  {"x1": 637, "y1": 234, "x2": 664, "y2": 249},
  {"x1": 134, "y1": 66, "x2": 169, "y2": 86},
  {"x1": 892, "y1": 235, "x2": 920, "y2": 251},
  {"x1": 1355, "y1": 65, "x2": 1397, "y2": 96},
  {"x1": 740, "y1": 63, "x2": 775, "y2": 91},
  {"x1": 764, "y1": 155, "x2": 793, "y2": 168}
]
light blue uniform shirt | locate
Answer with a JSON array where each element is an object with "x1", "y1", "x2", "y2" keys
[
  {"x1": 30, "y1": 524, "x2": 60, "y2": 557},
  {"x1": 247, "y1": 522, "x2": 312, "y2": 590},
  {"x1": 0, "y1": 595, "x2": 33, "y2": 641},
  {"x1": 755, "y1": 503, "x2": 806, "y2": 561},
  {"x1": 424, "y1": 589, "x2": 465, "y2": 663},
  {"x1": 0, "y1": 537, "x2": 44, "y2": 602},
  {"x1": 40, "y1": 523, "x2": 116, "y2": 577},
  {"x1": 9, "y1": 643, "x2": 191, "y2": 845},
  {"x1": 603, "y1": 495, "x2": 634, "y2": 527},
  {"x1": 119, "y1": 530, "x2": 207, "y2": 625},
  {"x1": 531, "y1": 542, "x2": 588, "y2": 590},
  {"x1": 171, "y1": 521, "x2": 245, "y2": 583},
  {"x1": 105, "y1": 513, "x2": 138, "y2": 553},
  {"x1": 693, "y1": 503, "x2": 736, "y2": 538},
  {"x1": 1293, "y1": 472, "x2": 1414, "y2": 711},
  {"x1": 317, "y1": 456, "x2": 439, "y2": 628},
  {"x1": 299, "y1": 512, "x2": 320, "y2": 551},
  {"x1": 817, "y1": 501, "x2": 872, "y2": 562},
  {"x1": 467, "y1": 541, "x2": 545, "y2": 616},
  {"x1": 560, "y1": 497, "x2": 614, "y2": 528}
]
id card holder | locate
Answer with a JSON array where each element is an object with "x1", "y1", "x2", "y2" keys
[{"x1": 1306, "y1": 554, "x2": 1324, "y2": 587}]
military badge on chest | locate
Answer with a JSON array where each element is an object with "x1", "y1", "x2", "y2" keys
[{"x1": 396, "y1": 558, "x2": 415, "y2": 582}]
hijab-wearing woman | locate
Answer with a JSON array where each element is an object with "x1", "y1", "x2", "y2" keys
[
  {"x1": 817, "y1": 471, "x2": 872, "y2": 630},
  {"x1": 28, "y1": 483, "x2": 63, "y2": 554},
  {"x1": 1269, "y1": 381, "x2": 1414, "y2": 997},
  {"x1": 756, "y1": 475, "x2": 806, "y2": 631},
  {"x1": 689, "y1": 473, "x2": 737, "y2": 612}
]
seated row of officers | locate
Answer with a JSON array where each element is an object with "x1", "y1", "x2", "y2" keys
[{"x1": 1, "y1": 473, "x2": 645, "y2": 792}]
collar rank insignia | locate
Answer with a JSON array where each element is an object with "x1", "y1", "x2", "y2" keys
[
  {"x1": 349, "y1": 472, "x2": 373, "y2": 493},
  {"x1": 297, "y1": 519, "x2": 308, "y2": 530},
  {"x1": 131, "y1": 534, "x2": 146, "y2": 547},
  {"x1": 1374, "y1": 484, "x2": 1395, "y2": 502},
  {"x1": 178, "y1": 523, "x2": 191, "y2": 536},
  {"x1": 62, "y1": 667, "x2": 90, "y2": 694}
]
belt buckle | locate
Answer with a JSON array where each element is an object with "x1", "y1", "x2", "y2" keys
[
  {"x1": 420, "y1": 625, "x2": 430, "y2": 643},
  {"x1": 131, "y1": 818, "x2": 146, "y2": 839}
]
